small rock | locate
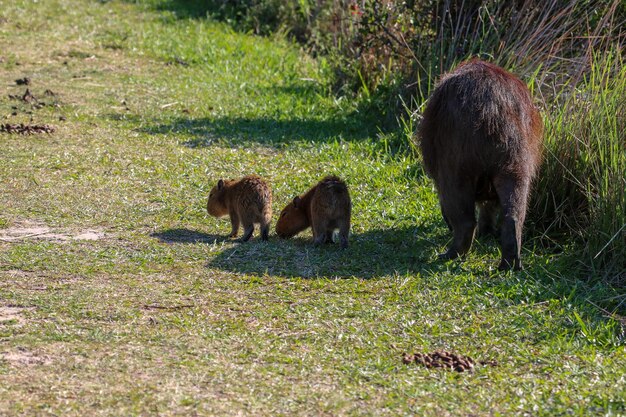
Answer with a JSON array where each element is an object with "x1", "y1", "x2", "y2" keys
[{"x1": 15, "y1": 77, "x2": 30, "y2": 85}]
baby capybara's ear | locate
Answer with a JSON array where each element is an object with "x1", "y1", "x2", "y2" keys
[
  {"x1": 293, "y1": 196, "x2": 301, "y2": 208},
  {"x1": 217, "y1": 179, "x2": 224, "y2": 190}
]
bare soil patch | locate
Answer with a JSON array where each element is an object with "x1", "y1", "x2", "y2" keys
[
  {"x1": 0, "y1": 220, "x2": 105, "y2": 242},
  {"x1": 0, "y1": 305, "x2": 34, "y2": 325},
  {"x1": 1, "y1": 347, "x2": 52, "y2": 366},
  {"x1": 0, "y1": 270, "x2": 82, "y2": 291}
]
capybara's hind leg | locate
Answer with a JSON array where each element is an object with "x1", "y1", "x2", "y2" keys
[
  {"x1": 494, "y1": 175, "x2": 529, "y2": 270},
  {"x1": 439, "y1": 188, "x2": 476, "y2": 260},
  {"x1": 440, "y1": 199, "x2": 452, "y2": 231},
  {"x1": 312, "y1": 218, "x2": 329, "y2": 246},
  {"x1": 260, "y1": 221, "x2": 270, "y2": 241},
  {"x1": 229, "y1": 210, "x2": 240, "y2": 238},
  {"x1": 477, "y1": 200, "x2": 499, "y2": 238},
  {"x1": 240, "y1": 222, "x2": 254, "y2": 242},
  {"x1": 324, "y1": 230, "x2": 334, "y2": 244},
  {"x1": 338, "y1": 218, "x2": 350, "y2": 249}
]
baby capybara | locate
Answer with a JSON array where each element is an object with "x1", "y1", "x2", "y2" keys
[
  {"x1": 419, "y1": 59, "x2": 543, "y2": 270},
  {"x1": 206, "y1": 175, "x2": 272, "y2": 242},
  {"x1": 276, "y1": 176, "x2": 351, "y2": 248}
]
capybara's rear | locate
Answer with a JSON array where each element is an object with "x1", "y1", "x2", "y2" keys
[
  {"x1": 276, "y1": 176, "x2": 351, "y2": 248},
  {"x1": 419, "y1": 60, "x2": 543, "y2": 270},
  {"x1": 206, "y1": 175, "x2": 272, "y2": 242}
]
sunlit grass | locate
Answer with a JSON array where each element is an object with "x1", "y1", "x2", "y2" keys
[{"x1": 0, "y1": 1, "x2": 624, "y2": 416}]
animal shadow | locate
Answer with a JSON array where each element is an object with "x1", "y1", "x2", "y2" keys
[
  {"x1": 151, "y1": 228, "x2": 227, "y2": 244},
  {"x1": 206, "y1": 224, "x2": 449, "y2": 279}
]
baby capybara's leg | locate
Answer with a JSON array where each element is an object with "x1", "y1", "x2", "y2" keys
[
  {"x1": 477, "y1": 200, "x2": 499, "y2": 238},
  {"x1": 494, "y1": 175, "x2": 529, "y2": 270},
  {"x1": 338, "y1": 218, "x2": 350, "y2": 249},
  {"x1": 438, "y1": 186, "x2": 476, "y2": 260},
  {"x1": 229, "y1": 210, "x2": 240, "y2": 238},
  {"x1": 260, "y1": 221, "x2": 270, "y2": 241},
  {"x1": 240, "y1": 221, "x2": 255, "y2": 242},
  {"x1": 311, "y1": 217, "x2": 329, "y2": 246}
]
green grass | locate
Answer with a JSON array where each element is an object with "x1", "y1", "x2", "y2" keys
[
  {"x1": 0, "y1": 1, "x2": 624, "y2": 415},
  {"x1": 529, "y1": 51, "x2": 626, "y2": 279}
]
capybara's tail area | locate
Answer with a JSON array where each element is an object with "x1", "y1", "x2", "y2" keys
[
  {"x1": 328, "y1": 184, "x2": 348, "y2": 197},
  {"x1": 262, "y1": 208, "x2": 272, "y2": 225},
  {"x1": 323, "y1": 176, "x2": 348, "y2": 195},
  {"x1": 324, "y1": 184, "x2": 348, "y2": 213},
  {"x1": 250, "y1": 189, "x2": 272, "y2": 225}
]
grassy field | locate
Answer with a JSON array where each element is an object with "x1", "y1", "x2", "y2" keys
[{"x1": 0, "y1": 1, "x2": 624, "y2": 415}]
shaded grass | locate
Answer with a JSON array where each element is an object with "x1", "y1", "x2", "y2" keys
[
  {"x1": 134, "y1": 114, "x2": 376, "y2": 146},
  {"x1": 0, "y1": 1, "x2": 625, "y2": 416}
]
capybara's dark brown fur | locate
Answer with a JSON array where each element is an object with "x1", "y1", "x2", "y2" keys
[
  {"x1": 275, "y1": 176, "x2": 351, "y2": 248},
  {"x1": 419, "y1": 59, "x2": 543, "y2": 270},
  {"x1": 206, "y1": 175, "x2": 272, "y2": 242}
]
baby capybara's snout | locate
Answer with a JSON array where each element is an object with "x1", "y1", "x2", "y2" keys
[{"x1": 275, "y1": 198, "x2": 309, "y2": 238}]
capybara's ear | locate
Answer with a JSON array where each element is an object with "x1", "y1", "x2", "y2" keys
[
  {"x1": 293, "y1": 196, "x2": 301, "y2": 208},
  {"x1": 217, "y1": 179, "x2": 224, "y2": 190}
]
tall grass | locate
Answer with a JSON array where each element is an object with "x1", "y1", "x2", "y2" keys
[
  {"x1": 531, "y1": 52, "x2": 625, "y2": 282},
  {"x1": 406, "y1": 0, "x2": 625, "y2": 102},
  {"x1": 416, "y1": 1, "x2": 625, "y2": 280},
  {"x1": 372, "y1": 0, "x2": 625, "y2": 280}
]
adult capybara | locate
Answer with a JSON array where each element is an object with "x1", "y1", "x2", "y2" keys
[
  {"x1": 206, "y1": 175, "x2": 272, "y2": 242},
  {"x1": 419, "y1": 59, "x2": 543, "y2": 270},
  {"x1": 276, "y1": 176, "x2": 351, "y2": 248}
]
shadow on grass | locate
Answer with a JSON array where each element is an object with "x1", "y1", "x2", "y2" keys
[
  {"x1": 134, "y1": 113, "x2": 375, "y2": 148},
  {"x1": 151, "y1": 228, "x2": 227, "y2": 244},
  {"x1": 127, "y1": 0, "x2": 293, "y2": 38},
  {"x1": 205, "y1": 224, "x2": 452, "y2": 279},
  {"x1": 202, "y1": 221, "x2": 624, "y2": 317},
  {"x1": 136, "y1": 0, "x2": 235, "y2": 20},
  {"x1": 151, "y1": 224, "x2": 626, "y2": 327}
]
